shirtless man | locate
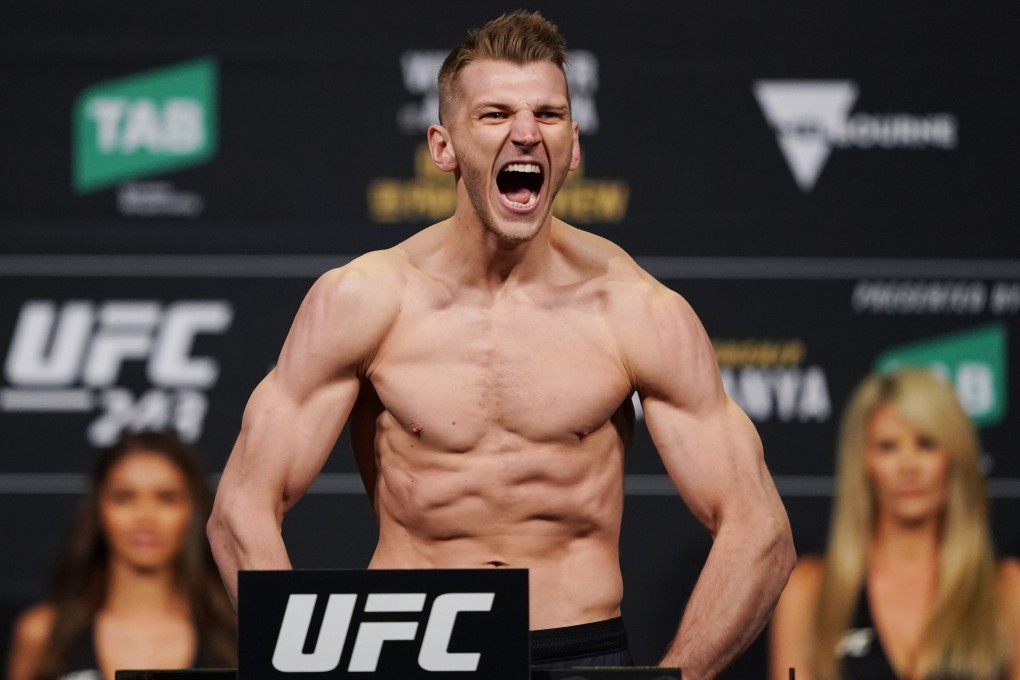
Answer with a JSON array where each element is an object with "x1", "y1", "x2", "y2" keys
[{"x1": 207, "y1": 11, "x2": 794, "y2": 678}]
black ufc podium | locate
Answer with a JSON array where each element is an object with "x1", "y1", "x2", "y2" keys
[{"x1": 116, "y1": 569, "x2": 679, "y2": 679}]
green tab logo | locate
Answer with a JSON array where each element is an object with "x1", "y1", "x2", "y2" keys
[
  {"x1": 874, "y1": 323, "x2": 1008, "y2": 427},
  {"x1": 73, "y1": 57, "x2": 218, "y2": 193}
]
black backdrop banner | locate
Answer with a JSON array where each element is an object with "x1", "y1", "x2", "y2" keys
[{"x1": 2, "y1": 2, "x2": 1018, "y2": 676}]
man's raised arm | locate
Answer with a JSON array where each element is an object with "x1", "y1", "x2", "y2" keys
[
  {"x1": 207, "y1": 258, "x2": 399, "y2": 605},
  {"x1": 618, "y1": 282, "x2": 795, "y2": 679}
]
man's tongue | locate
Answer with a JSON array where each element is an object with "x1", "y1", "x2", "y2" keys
[{"x1": 504, "y1": 187, "x2": 533, "y2": 204}]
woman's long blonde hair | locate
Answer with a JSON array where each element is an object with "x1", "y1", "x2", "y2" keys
[{"x1": 812, "y1": 369, "x2": 1007, "y2": 680}]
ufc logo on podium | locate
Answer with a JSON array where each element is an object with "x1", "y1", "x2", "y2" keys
[
  {"x1": 272, "y1": 592, "x2": 494, "y2": 672},
  {"x1": 239, "y1": 569, "x2": 529, "y2": 679}
]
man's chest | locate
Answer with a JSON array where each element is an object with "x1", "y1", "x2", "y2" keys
[{"x1": 364, "y1": 302, "x2": 633, "y2": 446}]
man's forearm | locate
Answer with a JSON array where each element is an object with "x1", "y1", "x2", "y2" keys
[
  {"x1": 207, "y1": 506, "x2": 293, "y2": 608},
  {"x1": 660, "y1": 514, "x2": 795, "y2": 679}
]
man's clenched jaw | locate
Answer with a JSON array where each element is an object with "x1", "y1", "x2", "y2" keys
[{"x1": 442, "y1": 59, "x2": 580, "y2": 244}]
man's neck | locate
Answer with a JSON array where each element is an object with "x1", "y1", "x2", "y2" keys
[{"x1": 440, "y1": 210, "x2": 557, "y2": 290}]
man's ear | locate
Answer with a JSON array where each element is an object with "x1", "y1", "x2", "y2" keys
[
  {"x1": 427, "y1": 124, "x2": 457, "y2": 173},
  {"x1": 569, "y1": 120, "x2": 581, "y2": 172}
]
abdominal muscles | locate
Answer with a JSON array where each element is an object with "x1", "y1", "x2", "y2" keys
[{"x1": 367, "y1": 424, "x2": 626, "y2": 629}]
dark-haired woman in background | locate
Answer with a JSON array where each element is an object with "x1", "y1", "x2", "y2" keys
[
  {"x1": 7, "y1": 432, "x2": 236, "y2": 680},
  {"x1": 770, "y1": 369, "x2": 1020, "y2": 680}
]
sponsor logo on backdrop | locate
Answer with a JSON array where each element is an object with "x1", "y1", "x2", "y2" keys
[
  {"x1": 1, "y1": 299, "x2": 233, "y2": 446},
  {"x1": 714, "y1": 338, "x2": 832, "y2": 423},
  {"x1": 874, "y1": 324, "x2": 1007, "y2": 427},
  {"x1": 852, "y1": 280, "x2": 1020, "y2": 316},
  {"x1": 73, "y1": 57, "x2": 218, "y2": 216},
  {"x1": 368, "y1": 50, "x2": 629, "y2": 224},
  {"x1": 753, "y1": 80, "x2": 958, "y2": 192}
]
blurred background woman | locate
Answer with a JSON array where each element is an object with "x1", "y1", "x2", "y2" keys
[
  {"x1": 770, "y1": 369, "x2": 1020, "y2": 680},
  {"x1": 7, "y1": 431, "x2": 236, "y2": 680}
]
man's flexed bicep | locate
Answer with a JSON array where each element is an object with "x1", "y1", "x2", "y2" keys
[
  {"x1": 626, "y1": 293, "x2": 755, "y2": 528},
  {"x1": 642, "y1": 392, "x2": 773, "y2": 533},
  {"x1": 618, "y1": 282, "x2": 794, "y2": 677},
  {"x1": 208, "y1": 258, "x2": 401, "y2": 605}
]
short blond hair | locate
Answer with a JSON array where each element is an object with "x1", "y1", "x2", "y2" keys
[{"x1": 437, "y1": 10, "x2": 568, "y2": 124}]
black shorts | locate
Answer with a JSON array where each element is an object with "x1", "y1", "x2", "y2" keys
[{"x1": 530, "y1": 616, "x2": 634, "y2": 669}]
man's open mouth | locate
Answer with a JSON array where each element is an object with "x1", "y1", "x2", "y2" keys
[{"x1": 496, "y1": 162, "x2": 543, "y2": 209}]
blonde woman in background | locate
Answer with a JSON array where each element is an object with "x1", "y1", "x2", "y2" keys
[{"x1": 770, "y1": 368, "x2": 1020, "y2": 680}]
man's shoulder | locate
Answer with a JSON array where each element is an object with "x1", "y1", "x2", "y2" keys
[
  {"x1": 554, "y1": 220, "x2": 671, "y2": 294},
  {"x1": 283, "y1": 250, "x2": 411, "y2": 370},
  {"x1": 311, "y1": 249, "x2": 412, "y2": 303},
  {"x1": 324, "y1": 248, "x2": 411, "y2": 280},
  {"x1": 550, "y1": 223, "x2": 707, "y2": 345},
  {"x1": 291, "y1": 249, "x2": 411, "y2": 350}
]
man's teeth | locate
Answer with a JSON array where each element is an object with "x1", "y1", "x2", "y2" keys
[{"x1": 504, "y1": 163, "x2": 541, "y2": 174}]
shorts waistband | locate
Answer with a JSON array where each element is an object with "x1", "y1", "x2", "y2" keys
[{"x1": 529, "y1": 617, "x2": 629, "y2": 663}]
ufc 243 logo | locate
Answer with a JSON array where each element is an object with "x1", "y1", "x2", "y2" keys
[
  {"x1": 2, "y1": 299, "x2": 232, "y2": 445},
  {"x1": 273, "y1": 592, "x2": 494, "y2": 673}
]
